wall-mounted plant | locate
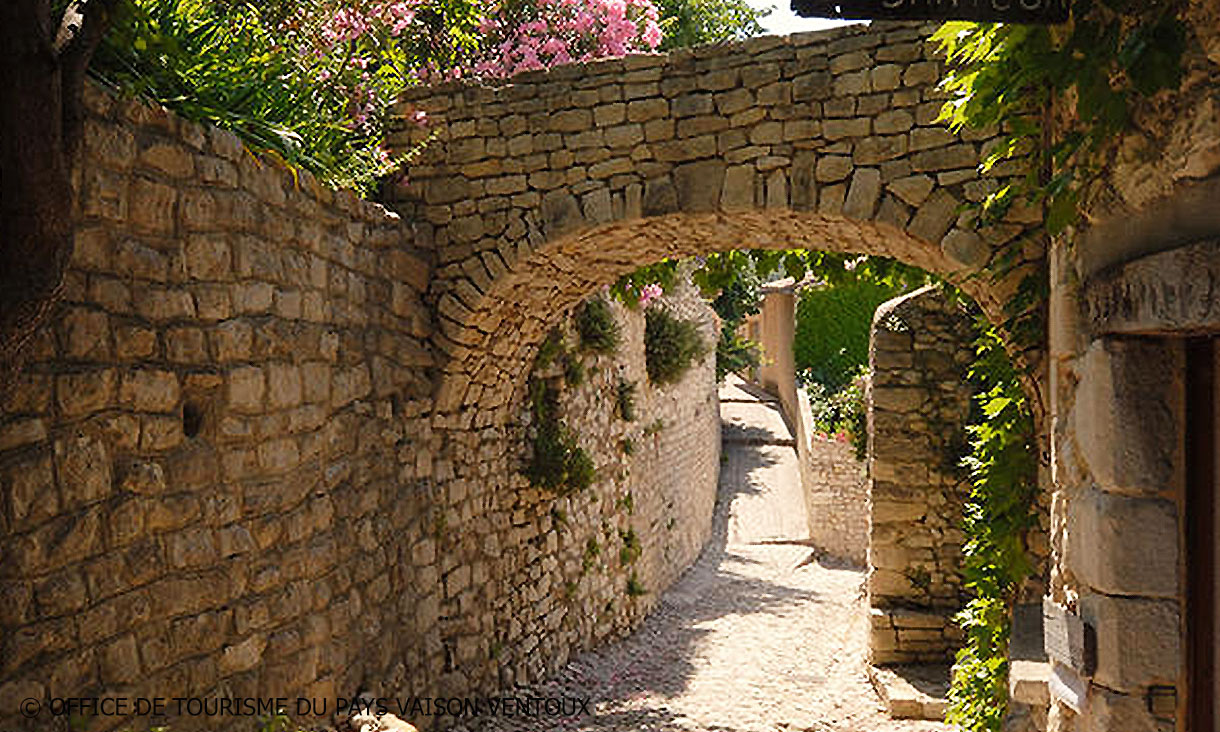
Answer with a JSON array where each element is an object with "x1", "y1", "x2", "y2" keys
[
  {"x1": 614, "y1": 378, "x2": 636, "y2": 422},
  {"x1": 576, "y1": 297, "x2": 620, "y2": 354},
  {"x1": 564, "y1": 356, "x2": 585, "y2": 387},
  {"x1": 904, "y1": 566, "x2": 933, "y2": 597},
  {"x1": 582, "y1": 537, "x2": 601, "y2": 573},
  {"x1": 526, "y1": 379, "x2": 595, "y2": 494},
  {"x1": 626, "y1": 573, "x2": 646, "y2": 597},
  {"x1": 619, "y1": 527, "x2": 641, "y2": 565},
  {"x1": 644, "y1": 307, "x2": 707, "y2": 385},
  {"x1": 536, "y1": 328, "x2": 565, "y2": 371}
]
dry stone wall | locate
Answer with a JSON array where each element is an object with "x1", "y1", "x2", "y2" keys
[
  {"x1": 798, "y1": 411, "x2": 868, "y2": 566},
  {"x1": 866, "y1": 285, "x2": 975, "y2": 665},
  {"x1": 0, "y1": 86, "x2": 720, "y2": 732},
  {"x1": 424, "y1": 281, "x2": 722, "y2": 705},
  {"x1": 0, "y1": 84, "x2": 441, "y2": 732}
]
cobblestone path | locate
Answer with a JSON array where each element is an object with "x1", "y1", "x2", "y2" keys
[{"x1": 457, "y1": 378, "x2": 949, "y2": 732}]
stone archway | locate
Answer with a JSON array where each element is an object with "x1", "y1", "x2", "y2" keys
[
  {"x1": 374, "y1": 19, "x2": 1052, "y2": 702},
  {"x1": 385, "y1": 21, "x2": 1044, "y2": 426}
]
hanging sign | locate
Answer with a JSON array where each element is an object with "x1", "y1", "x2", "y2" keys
[{"x1": 790, "y1": 0, "x2": 1070, "y2": 24}]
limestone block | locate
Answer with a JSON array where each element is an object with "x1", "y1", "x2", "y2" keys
[
  {"x1": 54, "y1": 432, "x2": 112, "y2": 508},
  {"x1": 129, "y1": 177, "x2": 177, "y2": 235},
  {"x1": 907, "y1": 190, "x2": 959, "y2": 244},
  {"x1": 1079, "y1": 594, "x2": 1180, "y2": 693},
  {"x1": 1066, "y1": 488, "x2": 1178, "y2": 598},
  {"x1": 721, "y1": 165, "x2": 756, "y2": 210},
  {"x1": 1071, "y1": 339, "x2": 1183, "y2": 496},
  {"x1": 843, "y1": 168, "x2": 882, "y2": 219},
  {"x1": 228, "y1": 366, "x2": 265, "y2": 413},
  {"x1": 816, "y1": 155, "x2": 853, "y2": 183},
  {"x1": 854, "y1": 135, "x2": 909, "y2": 166},
  {"x1": 120, "y1": 369, "x2": 181, "y2": 412},
  {"x1": 673, "y1": 160, "x2": 726, "y2": 213},
  {"x1": 824, "y1": 117, "x2": 871, "y2": 140},
  {"x1": 941, "y1": 229, "x2": 989, "y2": 269}
]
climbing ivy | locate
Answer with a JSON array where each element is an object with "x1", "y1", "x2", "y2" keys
[
  {"x1": 934, "y1": 0, "x2": 1187, "y2": 335},
  {"x1": 935, "y1": 3, "x2": 1186, "y2": 727},
  {"x1": 947, "y1": 323, "x2": 1038, "y2": 732}
]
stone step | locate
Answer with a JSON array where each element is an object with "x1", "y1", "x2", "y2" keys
[{"x1": 867, "y1": 664, "x2": 950, "y2": 721}]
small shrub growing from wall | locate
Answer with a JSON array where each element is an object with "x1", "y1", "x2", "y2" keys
[
  {"x1": 526, "y1": 380, "x2": 596, "y2": 494},
  {"x1": 576, "y1": 297, "x2": 620, "y2": 354},
  {"x1": 644, "y1": 308, "x2": 707, "y2": 385},
  {"x1": 615, "y1": 378, "x2": 636, "y2": 421}
]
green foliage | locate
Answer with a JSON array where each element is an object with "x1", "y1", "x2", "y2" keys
[
  {"x1": 946, "y1": 323, "x2": 1038, "y2": 732},
  {"x1": 536, "y1": 329, "x2": 565, "y2": 370},
  {"x1": 92, "y1": 0, "x2": 417, "y2": 193},
  {"x1": 582, "y1": 537, "x2": 601, "y2": 573},
  {"x1": 794, "y1": 279, "x2": 904, "y2": 392},
  {"x1": 656, "y1": 0, "x2": 767, "y2": 49},
  {"x1": 699, "y1": 252, "x2": 765, "y2": 382},
  {"x1": 933, "y1": 3, "x2": 1186, "y2": 349},
  {"x1": 563, "y1": 356, "x2": 585, "y2": 387},
  {"x1": 716, "y1": 326, "x2": 762, "y2": 382},
  {"x1": 616, "y1": 492, "x2": 635, "y2": 513},
  {"x1": 643, "y1": 418, "x2": 664, "y2": 437},
  {"x1": 576, "y1": 297, "x2": 621, "y2": 354},
  {"x1": 525, "y1": 380, "x2": 596, "y2": 494},
  {"x1": 615, "y1": 378, "x2": 637, "y2": 422},
  {"x1": 256, "y1": 712, "x2": 297, "y2": 732},
  {"x1": 618, "y1": 527, "x2": 642, "y2": 565},
  {"x1": 626, "y1": 572, "x2": 647, "y2": 597},
  {"x1": 644, "y1": 308, "x2": 707, "y2": 385},
  {"x1": 806, "y1": 369, "x2": 869, "y2": 461},
  {"x1": 620, "y1": 437, "x2": 635, "y2": 455}
]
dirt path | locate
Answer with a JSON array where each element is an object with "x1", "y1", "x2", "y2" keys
[{"x1": 454, "y1": 378, "x2": 950, "y2": 732}]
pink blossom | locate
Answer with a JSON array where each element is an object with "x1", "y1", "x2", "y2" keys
[{"x1": 638, "y1": 283, "x2": 663, "y2": 307}]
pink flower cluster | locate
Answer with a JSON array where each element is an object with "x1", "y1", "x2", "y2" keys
[
  {"x1": 814, "y1": 431, "x2": 851, "y2": 443},
  {"x1": 469, "y1": 0, "x2": 663, "y2": 78},
  {"x1": 638, "y1": 283, "x2": 664, "y2": 307}
]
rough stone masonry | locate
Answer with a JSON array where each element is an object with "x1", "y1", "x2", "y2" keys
[{"x1": 11, "y1": 5, "x2": 1217, "y2": 730}]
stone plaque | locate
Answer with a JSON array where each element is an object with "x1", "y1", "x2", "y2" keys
[
  {"x1": 1049, "y1": 662, "x2": 1089, "y2": 714},
  {"x1": 1043, "y1": 597, "x2": 1096, "y2": 675}
]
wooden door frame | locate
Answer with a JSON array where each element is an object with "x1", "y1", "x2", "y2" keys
[{"x1": 1185, "y1": 337, "x2": 1215, "y2": 732}]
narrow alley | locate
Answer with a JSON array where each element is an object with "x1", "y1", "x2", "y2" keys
[{"x1": 457, "y1": 378, "x2": 950, "y2": 732}]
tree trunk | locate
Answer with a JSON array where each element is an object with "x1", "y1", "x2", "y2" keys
[{"x1": 0, "y1": 0, "x2": 117, "y2": 393}]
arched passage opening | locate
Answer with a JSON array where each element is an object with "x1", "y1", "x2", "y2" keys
[
  {"x1": 380, "y1": 19, "x2": 1052, "y2": 724},
  {"x1": 399, "y1": 207, "x2": 1048, "y2": 713}
]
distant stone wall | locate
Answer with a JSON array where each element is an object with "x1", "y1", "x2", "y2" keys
[
  {"x1": 866, "y1": 285, "x2": 975, "y2": 665},
  {"x1": 797, "y1": 393, "x2": 868, "y2": 565},
  {"x1": 511, "y1": 283, "x2": 721, "y2": 663}
]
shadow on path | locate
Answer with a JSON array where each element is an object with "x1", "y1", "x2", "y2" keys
[{"x1": 454, "y1": 378, "x2": 947, "y2": 732}]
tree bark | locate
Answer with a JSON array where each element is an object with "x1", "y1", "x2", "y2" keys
[{"x1": 0, "y1": 0, "x2": 117, "y2": 394}]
